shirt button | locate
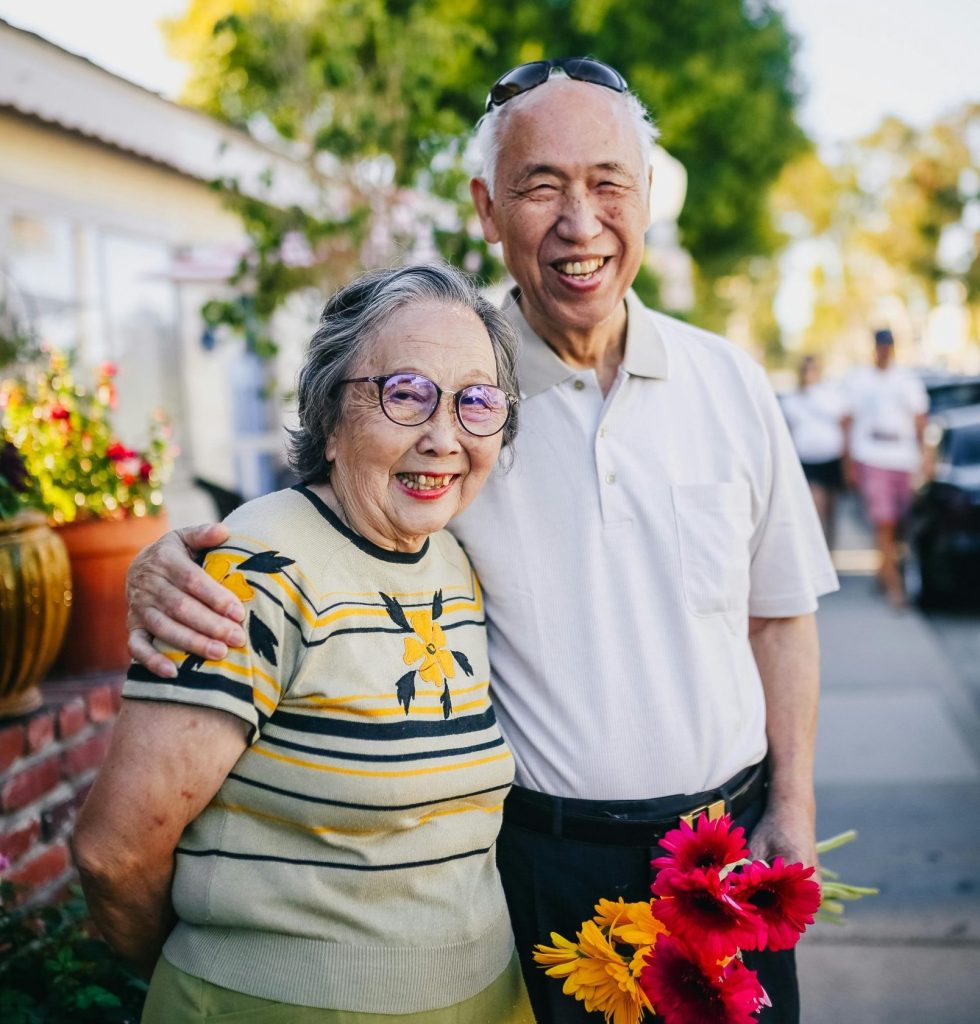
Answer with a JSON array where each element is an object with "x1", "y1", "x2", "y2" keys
[
  {"x1": 605, "y1": 472, "x2": 617, "y2": 484},
  {"x1": 573, "y1": 379, "x2": 586, "y2": 391},
  {"x1": 598, "y1": 427, "x2": 607, "y2": 439}
]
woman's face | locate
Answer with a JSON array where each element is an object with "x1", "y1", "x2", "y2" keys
[{"x1": 325, "y1": 300, "x2": 505, "y2": 552}]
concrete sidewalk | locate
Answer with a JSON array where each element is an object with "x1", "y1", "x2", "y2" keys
[{"x1": 796, "y1": 505, "x2": 980, "y2": 1023}]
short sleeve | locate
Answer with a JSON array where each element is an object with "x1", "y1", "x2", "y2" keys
[
  {"x1": 746, "y1": 368, "x2": 840, "y2": 617},
  {"x1": 124, "y1": 542, "x2": 307, "y2": 742},
  {"x1": 907, "y1": 374, "x2": 929, "y2": 415}
]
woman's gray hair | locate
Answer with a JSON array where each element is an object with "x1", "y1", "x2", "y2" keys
[
  {"x1": 287, "y1": 262, "x2": 520, "y2": 482},
  {"x1": 471, "y1": 75, "x2": 660, "y2": 198}
]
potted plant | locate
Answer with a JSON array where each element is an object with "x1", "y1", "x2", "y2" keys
[
  {"x1": 1, "y1": 352, "x2": 177, "y2": 676},
  {"x1": 0, "y1": 438, "x2": 71, "y2": 716}
]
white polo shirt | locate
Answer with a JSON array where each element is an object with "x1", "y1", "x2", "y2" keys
[{"x1": 449, "y1": 290, "x2": 838, "y2": 801}]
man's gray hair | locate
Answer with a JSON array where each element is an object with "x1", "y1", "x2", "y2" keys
[
  {"x1": 471, "y1": 75, "x2": 660, "y2": 198},
  {"x1": 287, "y1": 263, "x2": 520, "y2": 483}
]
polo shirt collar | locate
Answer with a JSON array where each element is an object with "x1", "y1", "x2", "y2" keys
[{"x1": 503, "y1": 288, "x2": 669, "y2": 398}]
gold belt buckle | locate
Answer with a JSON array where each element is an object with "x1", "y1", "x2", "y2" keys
[{"x1": 680, "y1": 798, "x2": 726, "y2": 827}]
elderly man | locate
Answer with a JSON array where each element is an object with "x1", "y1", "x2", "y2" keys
[{"x1": 125, "y1": 59, "x2": 837, "y2": 1023}]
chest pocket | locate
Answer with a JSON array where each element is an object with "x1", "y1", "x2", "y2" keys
[{"x1": 671, "y1": 482, "x2": 752, "y2": 617}]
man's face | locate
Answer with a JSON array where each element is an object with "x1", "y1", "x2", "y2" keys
[{"x1": 471, "y1": 79, "x2": 651, "y2": 345}]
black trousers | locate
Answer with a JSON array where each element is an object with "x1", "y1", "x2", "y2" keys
[{"x1": 496, "y1": 791, "x2": 799, "y2": 1024}]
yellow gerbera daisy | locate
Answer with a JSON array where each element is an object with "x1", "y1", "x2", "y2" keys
[
  {"x1": 535, "y1": 921, "x2": 648, "y2": 1024},
  {"x1": 402, "y1": 609, "x2": 455, "y2": 685}
]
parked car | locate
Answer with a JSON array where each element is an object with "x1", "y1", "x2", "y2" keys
[
  {"x1": 904, "y1": 404, "x2": 980, "y2": 608},
  {"x1": 922, "y1": 374, "x2": 980, "y2": 414}
]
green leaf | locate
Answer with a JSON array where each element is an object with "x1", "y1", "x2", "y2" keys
[
  {"x1": 395, "y1": 670, "x2": 416, "y2": 714},
  {"x1": 237, "y1": 550, "x2": 295, "y2": 574},
  {"x1": 248, "y1": 611, "x2": 280, "y2": 666},
  {"x1": 379, "y1": 592, "x2": 412, "y2": 632}
]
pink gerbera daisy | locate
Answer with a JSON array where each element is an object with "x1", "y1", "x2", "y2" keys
[
  {"x1": 652, "y1": 813, "x2": 750, "y2": 878},
  {"x1": 729, "y1": 857, "x2": 821, "y2": 951},
  {"x1": 652, "y1": 868, "x2": 764, "y2": 962},
  {"x1": 639, "y1": 935, "x2": 767, "y2": 1024}
]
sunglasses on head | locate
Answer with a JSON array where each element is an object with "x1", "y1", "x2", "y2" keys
[{"x1": 485, "y1": 57, "x2": 628, "y2": 112}]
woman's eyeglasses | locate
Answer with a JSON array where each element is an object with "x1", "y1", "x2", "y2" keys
[
  {"x1": 340, "y1": 373, "x2": 517, "y2": 437},
  {"x1": 485, "y1": 57, "x2": 627, "y2": 112}
]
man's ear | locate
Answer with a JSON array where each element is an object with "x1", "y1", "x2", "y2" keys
[{"x1": 470, "y1": 177, "x2": 501, "y2": 245}]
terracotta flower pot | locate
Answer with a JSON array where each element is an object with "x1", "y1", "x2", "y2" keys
[
  {"x1": 52, "y1": 512, "x2": 170, "y2": 677},
  {"x1": 0, "y1": 510, "x2": 72, "y2": 717}
]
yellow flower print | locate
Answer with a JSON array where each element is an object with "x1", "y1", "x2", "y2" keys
[
  {"x1": 204, "y1": 553, "x2": 255, "y2": 602},
  {"x1": 402, "y1": 609, "x2": 456, "y2": 686}
]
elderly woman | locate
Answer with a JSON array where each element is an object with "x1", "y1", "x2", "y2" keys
[{"x1": 72, "y1": 264, "x2": 532, "y2": 1023}]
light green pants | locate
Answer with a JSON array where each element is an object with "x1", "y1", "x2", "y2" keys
[{"x1": 141, "y1": 952, "x2": 535, "y2": 1024}]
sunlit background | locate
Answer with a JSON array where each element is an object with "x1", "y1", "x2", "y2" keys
[{"x1": 1, "y1": 0, "x2": 979, "y2": 513}]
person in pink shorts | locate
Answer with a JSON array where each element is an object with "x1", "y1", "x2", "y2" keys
[{"x1": 843, "y1": 329, "x2": 928, "y2": 606}]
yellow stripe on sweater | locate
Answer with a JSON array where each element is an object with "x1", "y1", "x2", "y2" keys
[
  {"x1": 286, "y1": 697, "x2": 489, "y2": 718},
  {"x1": 293, "y1": 680, "x2": 488, "y2": 708},
  {"x1": 210, "y1": 799, "x2": 505, "y2": 836},
  {"x1": 250, "y1": 746, "x2": 512, "y2": 779}
]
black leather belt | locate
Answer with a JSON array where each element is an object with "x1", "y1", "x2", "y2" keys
[{"x1": 502, "y1": 761, "x2": 767, "y2": 846}]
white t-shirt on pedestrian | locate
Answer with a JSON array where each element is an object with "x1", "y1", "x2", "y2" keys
[
  {"x1": 780, "y1": 383, "x2": 846, "y2": 464},
  {"x1": 844, "y1": 366, "x2": 928, "y2": 473}
]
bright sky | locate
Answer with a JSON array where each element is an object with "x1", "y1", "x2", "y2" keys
[{"x1": 0, "y1": 0, "x2": 978, "y2": 147}]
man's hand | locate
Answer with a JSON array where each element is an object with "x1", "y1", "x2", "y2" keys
[
  {"x1": 126, "y1": 522, "x2": 246, "y2": 677},
  {"x1": 747, "y1": 797, "x2": 818, "y2": 877}
]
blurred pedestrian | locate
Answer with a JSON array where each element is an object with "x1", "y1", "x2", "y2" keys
[
  {"x1": 781, "y1": 355, "x2": 846, "y2": 547},
  {"x1": 843, "y1": 329, "x2": 928, "y2": 607}
]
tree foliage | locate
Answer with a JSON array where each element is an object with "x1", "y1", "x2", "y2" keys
[
  {"x1": 770, "y1": 103, "x2": 980, "y2": 358},
  {"x1": 165, "y1": 0, "x2": 806, "y2": 343}
]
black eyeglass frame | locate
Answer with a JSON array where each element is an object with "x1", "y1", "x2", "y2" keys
[
  {"x1": 485, "y1": 57, "x2": 628, "y2": 112},
  {"x1": 339, "y1": 373, "x2": 518, "y2": 438}
]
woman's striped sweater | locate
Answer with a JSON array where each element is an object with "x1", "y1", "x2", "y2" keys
[{"x1": 124, "y1": 485, "x2": 516, "y2": 1013}]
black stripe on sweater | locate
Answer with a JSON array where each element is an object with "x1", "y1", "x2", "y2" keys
[{"x1": 175, "y1": 842, "x2": 494, "y2": 872}]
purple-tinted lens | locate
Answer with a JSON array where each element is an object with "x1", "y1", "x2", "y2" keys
[
  {"x1": 457, "y1": 385, "x2": 510, "y2": 436},
  {"x1": 380, "y1": 374, "x2": 439, "y2": 424}
]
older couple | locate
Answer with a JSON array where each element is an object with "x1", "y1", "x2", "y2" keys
[{"x1": 76, "y1": 58, "x2": 836, "y2": 1024}]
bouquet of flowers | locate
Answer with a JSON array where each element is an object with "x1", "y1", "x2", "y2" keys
[
  {"x1": 533, "y1": 813, "x2": 876, "y2": 1024},
  {"x1": 0, "y1": 350, "x2": 176, "y2": 524}
]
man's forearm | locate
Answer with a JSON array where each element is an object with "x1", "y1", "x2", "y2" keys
[
  {"x1": 748, "y1": 613, "x2": 819, "y2": 853},
  {"x1": 77, "y1": 853, "x2": 176, "y2": 977}
]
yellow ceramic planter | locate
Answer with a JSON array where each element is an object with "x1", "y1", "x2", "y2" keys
[{"x1": 0, "y1": 511, "x2": 72, "y2": 717}]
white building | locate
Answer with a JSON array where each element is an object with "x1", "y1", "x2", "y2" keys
[{"x1": 0, "y1": 18, "x2": 322, "y2": 524}]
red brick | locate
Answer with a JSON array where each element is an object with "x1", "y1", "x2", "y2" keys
[
  {"x1": 0, "y1": 721, "x2": 24, "y2": 773},
  {"x1": 41, "y1": 796, "x2": 76, "y2": 842},
  {"x1": 1, "y1": 756, "x2": 62, "y2": 812},
  {"x1": 8, "y1": 841, "x2": 70, "y2": 888},
  {"x1": 61, "y1": 730, "x2": 112, "y2": 778},
  {"x1": 85, "y1": 685, "x2": 115, "y2": 723},
  {"x1": 55, "y1": 698, "x2": 87, "y2": 739},
  {"x1": 0, "y1": 816, "x2": 41, "y2": 862},
  {"x1": 25, "y1": 711, "x2": 54, "y2": 754}
]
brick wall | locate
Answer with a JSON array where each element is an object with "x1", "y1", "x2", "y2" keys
[{"x1": 0, "y1": 673, "x2": 124, "y2": 903}]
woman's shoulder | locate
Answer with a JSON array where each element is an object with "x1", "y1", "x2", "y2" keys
[{"x1": 220, "y1": 486, "x2": 348, "y2": 566}]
